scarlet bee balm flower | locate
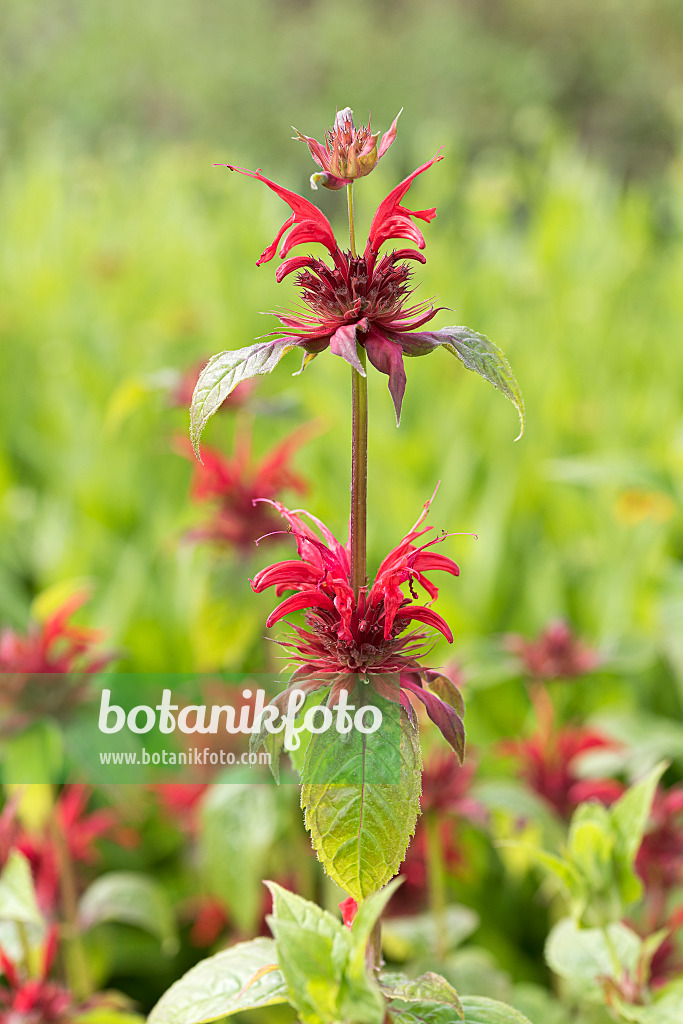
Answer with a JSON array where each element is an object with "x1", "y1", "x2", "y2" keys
[
  {"x1": 251, "y1": 492, "x2": 465, "y2": 761},
  {"x1": 192, "y1": 112, "x2": 523, "y2": 452}
]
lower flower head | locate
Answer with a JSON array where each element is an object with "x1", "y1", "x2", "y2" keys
[{"x1": 251, "y1": 491, "x2": 465, "y2": 759}]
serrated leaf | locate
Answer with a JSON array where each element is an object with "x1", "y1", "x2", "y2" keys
[
  {"x1": 381, "y1": 971, "x2": 463, "y2": 1015},
  {"x1": 458, "y1": 996, "x2": 533, "y2": 1023},
  {"x1": 389, "y1": 996, "x2": 530, "y2": 1024},
  {"x1": 545, "y1": 917, "x2": 642, "y2": 988},
  {"x1": 0, "y1": 850, "x2": 43, "y2": 927},
  {"x1": 265, "y1": 881, "x2": 384, "y2": 1024},
  {"x1": 200, "y1": 782, "x2": 276, "y2": 933},
  {"x1": 147, "y1": 938, "x2": 287, "y2": 1024},
  {"x1": 382, "y1": 905, "x2": 479, "y2": 961},
  {"x1": 78, "y1": 872, "x2": 178, "y2": 955},
  {"x1": 190, "y1": 340, "x2": 291, "y2": 454},
  {"x1": 301, "y1": 702, "x2": 421, "y2": 900},
  {"x1": 413, "y1": 325, "x2": 524, "y2": 439}
]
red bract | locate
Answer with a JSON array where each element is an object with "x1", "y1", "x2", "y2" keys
[
  {"x1": 215, "y1": 153, "x2": 443, "y2": 422},
  {"x1": 501, "y1": 725, "x2": 623, "y2": 820},
  {"x1": 506, "y1": 620, "x2": 600, "y2": 681},
  {"x1": 251, "y1": 492, "x2": 465, "y2": 758},
  {"x1": 339, "y1": 896, "x2": 358, "y2": 928},
  {"x1": 177, "y1": 423, "x2": 310, "y2": 552},
  {"x1": 294, "y1": 106, "x2": 401, "y2": 190}
]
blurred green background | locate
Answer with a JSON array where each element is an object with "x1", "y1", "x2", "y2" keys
[{"x1": 1, "y1": 0, "x2": 682, "y2": 716}]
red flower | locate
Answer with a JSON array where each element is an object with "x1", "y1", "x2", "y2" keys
[
  {"x1": 293, "y1": 106, "x2": 401, "y2": 190},
  {"x1": 501, "y1": 725, "x2": 623, "y2": 819},
  {"x1": 0, "y1": 930, "x2": 73, "y2": 1023},
  {"x1": 0, "y1": 786, "x2": 117, "y2": 914},
  {"x1": 0, "y1": 592, "x2": 114, "y2": 736},
  {"x1": 506, "y1": 620, "x2": 600, "y2": 681},
  {"x1": 636, "y1": 786, "x2": 683, "y2": 895},
  {"x1": 177, "y1": 422, "x2": 310, "y2": 552},
  {"x1": 213, "y1": 152, "x2": 444, "y2": 423},
  {"x1": 251, "y1": 492, "x2": 465, "y2": 758},
  {"x1": 0, "y1": 591, "x2": 111, "y2": 676}
]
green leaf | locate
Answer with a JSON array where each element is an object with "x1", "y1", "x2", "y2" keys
[
  {"x1": 301, "y1": 702, "x2": 421, "y2": 900},
  {"x1": 381, "y1": 971, "x2": 463, "y2": 1014},
  {"x1": 265, "y1": 881, "x2": 384, "y2": 1024},
  {"x1": 199, "y1": 781, "x2": 276, "y2": 933},
  {"x1": 611, "y1": 761, "x2": 667, "y2": 864},
  {"x1": 190, "y1": 340, "x2": 291, "y2": 454},
  {"x1": 78, "y1": 872, "x2": 178, "y2": 955},
  {"x1": 422, "y1": 325, "x2": 524, "y2": 440},
  {"x1": 0, "y1": 850, "x2": 43, "y2": 927},
  {"x1": 382, "y1": 905, "x2": 479, "y2": 961},
  {"x1": 389, "y1": 996, "x2": 531, "y2": 1024},
  {"x1": 349, "y1": 877, "x2": 404, "y2": 954},
  {"x1": 147, "y1": 937, "x2": 287, "y2": 1024},
  {"x1": 75, "y1": 1012, "x2": 145, "y2": 1024},
  {"x1": 459, "y1": 996, "x2": 533, "y2": 1023},
  {"x1": 545, "y1": 917, "x2": 642, "y2": 988}
]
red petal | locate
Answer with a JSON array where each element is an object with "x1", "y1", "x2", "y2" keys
[
  {"x1": 394, "y1": 605, "x2": 453, "y2": 642},
  {"x1": 366, "y1": 152, "x2": 443, "y2": 256},
  {"x1": 266, "y1": 591, "x2": 334, "y2": 627},
  {"x1": 218, "y1": 165, "x2": 339, "y2": 264},
  {"x1": 251, "y1": 560, "x2": 322, "y2": 593}
]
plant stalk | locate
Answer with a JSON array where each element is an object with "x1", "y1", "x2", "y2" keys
[
  {"x1": 49, "y1": 815, "x2": 92, "y2": 1001},
  {"x1": 347, "y1": 182, "x2": 368, "y2": 597},
  {"x1": 425, "y1": 810, "x2": 448, "y2": 960}
]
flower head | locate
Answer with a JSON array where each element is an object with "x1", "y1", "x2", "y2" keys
[
  {"x1": 293, "y1": 107, "x2": 402, "y2": 190},
  {"x1": 251, "y1": 492, "x2": 465, "y2": 758},
  {"x1": 506, "y1": 620, "x2": 601, "y2": 681},
  {"x1": 501, "y1": 724, "x2": 623, "y2": 820},
  {"x1": 0, "y1": 931, "x2": 73, "y2": 1023},
  {"x1": 0, "y1": 592, "x2": 114, "y2": 736},
  {"x1": 177, "y1": 422, "x2": 310, "y2": 552},
  {"x1": 214, "y1": 153, "x2": 443, "y2": 423}
]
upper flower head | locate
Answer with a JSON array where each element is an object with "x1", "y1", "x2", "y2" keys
[
  {"x1": 251, "y1": 491, "x2": 465, "y2": 759},
  {"x1": 214, "y1": 153, "x2": 443, "y2": 423},
  {"x1": 293, "y1": 107, "x2": 402, "y2": 190}
]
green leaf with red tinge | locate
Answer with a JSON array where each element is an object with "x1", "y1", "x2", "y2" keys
[
  {"x1": 301, "y1": 701, "x2": 421, "y2": 900},
  {"x1": 381, "y1": 971, "x2": 463, "y2": 1016},
  {"x1": 190, "y1": 339, "x2": 291, "y2": 455},
  {"x1": 411, "y1": 325, "x2": 524, "y2": 440}
]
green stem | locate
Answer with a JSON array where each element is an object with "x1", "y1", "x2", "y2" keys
[
  {"x1": 49, "y1": 815, "x2": 92, "y2": 1001},
  {"x1": 425, "y1": 811, "x2": 448, "y2": 960},
  {"x1": 16, "y1": 921, "x2": 33, "y2": 974},
  {"x1": 348, "y1": 182, "x2": 367, "y2": 597}
]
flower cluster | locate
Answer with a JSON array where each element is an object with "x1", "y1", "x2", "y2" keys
[
  {"x1": 506, "y1": 620, "x2": 600, "y2": 681},
  {"x1": 178, "y1": 423, "x2": 310, "y2": 552},
  {"x1": 0, "y1": 592, "x2": 113, "y2": 736},
  {"x1": 251, "y1": 493, "x2": 465, "y2": 758}
]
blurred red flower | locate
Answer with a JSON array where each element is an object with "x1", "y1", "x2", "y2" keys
[
  {"x1": 506, "y1": 620, "x2": 600, "y2": 681},
  {"x1": 501, "y1": 724, "x2": 623, "y2": 819},
  {"x1": 177, "y1": 422, "x2": 311, "y2": 553}
]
